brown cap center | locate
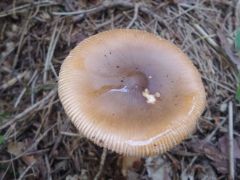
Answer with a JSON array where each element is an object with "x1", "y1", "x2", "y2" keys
[{"x1": 123, "y1": 71, "x2": 148, "y2": 92}]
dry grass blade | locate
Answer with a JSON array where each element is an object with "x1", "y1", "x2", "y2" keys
[
  {"x1": 193, "y1": 24, "x2": 219, "y2": 51},
  {"x1": 14, "y1": 88, "x2": 27, "y2": 108},
  {"x1": 60, "y1": 131, "x2": 83, "y2": 137},
  {"x1": 43, "y1": 21, "x2": 64, "y2": 83}
]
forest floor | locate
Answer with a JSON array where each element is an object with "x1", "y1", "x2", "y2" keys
[{"x1": 0, "y1": 0, "x2": 240, "y2": 179}]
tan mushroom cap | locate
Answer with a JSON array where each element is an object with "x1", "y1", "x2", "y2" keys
[{"x1": 58, "y1": 29, "x2": 206, "y2": 156}]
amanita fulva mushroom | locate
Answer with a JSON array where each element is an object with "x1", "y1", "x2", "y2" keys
[{"x1": 58, "y1": 29, "x2": 206, "y2": 171}]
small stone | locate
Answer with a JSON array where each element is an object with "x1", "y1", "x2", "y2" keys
[
  {"x1": 11, "y1": 24, "x2": 18, "y2": 32},
  {"x1": 220, "y1": 103, "x2": 227, "y2": 113}
]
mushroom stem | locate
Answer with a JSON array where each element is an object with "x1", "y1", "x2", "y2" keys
[{"x1": 121, "y1": 156, "x2": 142, "y2": 177}]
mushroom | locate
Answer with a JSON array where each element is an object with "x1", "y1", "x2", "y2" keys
[{"x1": 58, "y1": 29, "x2": 206, "y2": 157}]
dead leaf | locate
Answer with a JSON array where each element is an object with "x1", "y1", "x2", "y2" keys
[
  {"x1": 189, "y1": 140, "x2": 225, "y2": 161},
  {"x1": 7, "y1": 141, "x2": 38, "y2": 173},
  {"x1": 188, "y1": 139, "x2": 228, "y2": 174},
  {"x1": 218, "y1": 135, "x2": 240, "y2": 159},
  {"x1": 22, "y1": 155, "x2": 37, "y2": 166},
  {"x1": 7, "y1": 141, "x2": 25, "y2": 156},
  {"x1": 196, "y1": 163, "x2": 217, "y2": 180}
]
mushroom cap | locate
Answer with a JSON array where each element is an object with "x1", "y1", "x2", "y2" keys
[{"x1": 58, "y1": 29, "x2": 206, "y2": 156}]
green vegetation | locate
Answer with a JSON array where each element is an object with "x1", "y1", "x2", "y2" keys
[
  {"x1": 235, "y1": 28, "x2": 240, "y2": 52},
  {"x1": 0, "y1": 135, "x2": 4, "y2": 145},
  {"x1": 235, "y1": 29, "x2": 240, "y2": 102},
  {"x1": 0, "y1": 112, "x2": 9, "y2": 122},
  {"x1": 236, "y1": 82, "x2": 240, "y2": 102}
]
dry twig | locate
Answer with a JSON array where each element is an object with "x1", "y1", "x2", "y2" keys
[
  {"x1": 18, "y1": 161, "x2": 36, "y2": 180},
  {"x1": 0, "y1": 71, "x2": 30, "y2": 90},
  {"x1": 193, "y1": 24, "x2": 219, "y2": 50},
  {"x1": 126, "y1": 3, "x2": 140, "y2": 28},
  {"x1": 94, "y1": 148, "x2": 107, "y2": 180}
]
